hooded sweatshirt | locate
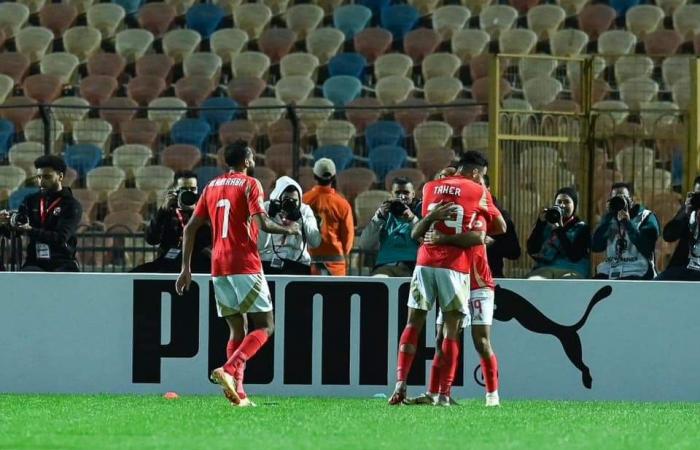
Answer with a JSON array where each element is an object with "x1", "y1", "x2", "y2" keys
[{"x1": 258, "y1": 176, "x2": 322, "y2": 265}]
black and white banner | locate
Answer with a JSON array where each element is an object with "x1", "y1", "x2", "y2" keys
[{"x1": 1, "y1": 273, "x2": 698, "y2": 401}]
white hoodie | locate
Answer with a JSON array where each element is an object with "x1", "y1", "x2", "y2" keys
[{"x1": 258, "y1": 176, "x2": 322, "y2": 265}]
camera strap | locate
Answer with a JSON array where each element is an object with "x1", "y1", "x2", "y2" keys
[
  {"x1": 175, "y1": 209, "x2": 187, "y2": 230},
  {"x1": 39, "y1": 197, "x2": 62, "y2": 225}
]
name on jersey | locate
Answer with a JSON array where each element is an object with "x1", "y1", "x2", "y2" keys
[
  {"x1": 209, "y1": 178, "x2": 246, "y2": 188},
  {"x1": 433, "y1": 185, "x2": 461, "y2": 196}
]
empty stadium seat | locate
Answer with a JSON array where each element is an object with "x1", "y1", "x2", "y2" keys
[
  {"x1": 79, "y1": 75, "x2": 118, "y2": 106},
  {"x1": 384, "y1": 168, "x2": 426, "y2": 190},
  {"x1": 394, "y1": 98, "x2": 430, "y2": 135},
  {"x1": 166, "y1": 0, "x2": 196, "y2": 16},
  {"x1": 417, "y1": 147, "x2": 456, "y2": 179},
  {"x1": 138, "y1": 3, "x2": 177, "y2": 38},
  {"x1": 39, "y1": 3, "x2": 78, "y2": 38},
  {"x1": 414, "y1": 121, "x2": 453, "y2": 153},
  {"x1": 232, "y1": 51, "x2": 271, "y2": 79},
  {"x1": 174, "y1": 76, "x2": 215, "y2": 107},
  {"x1": 369, "y1": 145, "x2": 407, "y2": 183},
  {"x1": 170, "y1": 118, "x2": 212, "y2": 152},
  {"x1": 499, "y1": 29, "x2": 538, "y2": 55},
  {"x1": 524, "y1": 76, "x2": 563, "y2": 109},
  {"x1": 262, "y1": 143, "x2": 295, "y2": 176},
  {"x1": 403, "y1": 28, "x2": 441, "y2": 64},
  {"x1": 323, "y1": 76, "x2": 363, "y2": 107},
  {"x1": 355, "y1": 190, "x2": 392, "y2": 227},
  {"x1": 0, "y1": 3, "x2": 30, "y2": 39},
  {"x1": 63, "y1": 26, "x2": 102, "y2": 63},
  {"x1": 248, "y1": 97, "x2": 286, "y2": 131},
  {"x1": 313, "y1": 145, "x2": 355, "y2": 172},
  {"x1": 148, "y1": 97, "x2": 188, "y2": 133},
  {"x1": 424, "y1": 76, "x2": 463, "y2": 105},
  {"x1": 333, "y1": 4, "x2": 372, "y2": 41},
  {"x1": 16, "y1": 27, "x2": 53, "y2": 64},
  {"x1": 615, "y1": 55, "x2": 654, "y2": 86},
  {"x1": 9, "y1": 187, "x2": 40, "y2": 210},
  {"x1": 422, "y1": 53, "x2": 461, "y2": 80},
  {"x1": 234, "y1": 3, "x2": 272, "y2": 40},
  {"x1": 113, "y1": 144, "x2": 152, "y2": 180},
  {"x1": 163, "y1": 29, "x2": 202, "y2": 63},
  {"x1": 219, "y1": 120, "x2": 258, "y2": 146},
  {"x1": 375, "y1": 76, "x2": 415, "y2": 106},
  {"x1": 127, "y1": 75, "x2": 166, "y2": 106},
  {"x1": 528, "y1": 4, "x2": 566, "y2": 41},
  {"x1": 184, "y1": 53, "x2": 223, "y2": 82},
  {"x1": 286, "y1": 4, "x2": 324, "y2": 40},
  {"x1": 0, "y1": 53, "x2": 30, "y2": 85},
  {"x1": 86, "y1": 166, "x2": 126, "y2": 201},
  {"x1": 550, "y1": 28, "x2": 589, "y2": 57},
  {"x1": 480, "y1": 5, "x2": 518, "y2": 39},
  {"x1": 0, "y1": 166, "x2": 27, "y2": 195},
  {"x1": 186, "y1": 3, "x2": 225, "y2": 39},
  {"x1": 519, "y1": 56, "x2": 558, "y2": 82},
  {"x1": 0, "y1": 75, "x2": 13, "y2": 105},
  {"x1": 354, "y1": 27, "x2": 393, "y2": 64},
  {"x1": 644, "y1": 30, "x2": 682, "y2": 57},
  {"x1": 161, "y1": 144, "x2": 202, "y2": 171},
  {"x1": 432, "y1": 5, "x2": 471, "y2": 41},
  {"x1": 451, "y1": 29, "x2": 491, "y2": 63},
  {"x1": 51, "y1": 97, "x2": 90, "y2": 132},
  {"x1": 40, "y1": 53, "x2": 80, "y2": 85},
  {"x1": 317, "y1": 120, "x2": 357, "y2": 147},
  {"x1": 258, "y1": 28, "x2": 297, "y2": 64},
  {"x1": 365, "y1": 121, "x2": 405, "y2": 150},
  {"x1": 210, "y1": 29, "x2": 249, "y2": 63},
  {"x1": 381, "y1": 4, "x2": 419, "y2": 41},
  {"x1": 200, "y1": 97, "x2": 240, "y2": 133},
  {"x1": 578, "y1": 4, "x2": 616, "y2": 41},
  {"x1": 673, "y1": 4, "x2": 700, "y2": 41},
  {"x1": 23, "y1": 74, "x2": 62, "y2": 104},
  {"x1": 254, "y1": 166, "x2": 277, "y2": 193},
  {"x1": 276, "y1": 76, "x2": 315, "y2": 104},
  {"x1": 461, "y1": 121, "x2": 489, "y2": 150},
  {"x1": 24, "y1": 120, "x2": 63, "y2": 146},
  {"x1": 73, "y1": 119, "x2": 113, "y2": 153},
  {"x1": 135, "y1": 54, "x2": 174, "y2": 80},
  {"x1": 108, "y1": 188, "x2": 148, "y2": 214},
  {"x1": 663, "y1": 56, "x2": 690, "y2": 90},
  {"x1": 626, "y1": 5, "x2": 664, "y2": 39},
  {"x1": 307, "y1": 28, "x2": 345, "y2": 65},
  {"x1": 268, "y1": 119, "x2": 307, "y2": 145},
  {"x1": 598, "y1": 30, "x2": 637, "y2": 62},
  {"x1": 228, "y1": 77, "x2": 267, "y2": 106},
  {"x1": 64, "y1": 144, "x2": 103, "y2": 179},
  {"x1": 121, "y1": 119, "x2": 160, "y2": 149},
  {"x1": 297, "y1": 97, "x2": 334, "y2": 133},
  {"x1": 87, "y1": 3, "x2": 125, "y2": 39},
  {"x1": 135, "y1": 165, "x2": 176, "y2": 202},
  {"x1": 9, "y1": 142, "x2": 44, "y2": 176},
  {"x1": 619, "y1": 77, "x2": 659, "y2": 109},
  {"x1": 329, "y1": 53, "x2": 368, "y2": 81},
  {"x1": 337, "y1": 167, "x2": 376, "y2": 204}
]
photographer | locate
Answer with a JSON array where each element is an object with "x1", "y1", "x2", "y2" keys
[
  {"x1": 656, "y1": 176, "x2": 700, "y2": 281},
  {"x1": 0, "y1": 155, "x2": 82, "y2": 272},
  {"x1": 358, "y1": 177, "x2": 421, "y2": 277},
  {"x1": 592, "y1": 182, "x2": 660, "y2": 280},
  {"x1": 526, "y1": 187, "x2": 590, "y2": 279},
  {"x1": 131, "y1": 170, "x2": 211, "y2": 273},
  {"x1": 258, "y1": 176, "x2": 321, "y2": 275}
]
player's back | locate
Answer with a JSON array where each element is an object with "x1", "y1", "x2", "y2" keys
[
  {"x1": 418, "y1": 175, "x2": 491, "y2": 273},
  {"x1": 195, "y1": 171, "x2": 266, "y2": 276}
]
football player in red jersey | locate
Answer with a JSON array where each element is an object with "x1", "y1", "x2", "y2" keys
[
  {"x1": 389, "y1": 151, "x2": 505, "y2": 406},
  {"x1": 176, "y1": 140, "x2": 300, "y2": 407}
]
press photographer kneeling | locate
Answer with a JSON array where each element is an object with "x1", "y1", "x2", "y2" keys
[
  {"x1": 0, "y1": 155, "x2": 82, "y2": 272},
  {"x1": 258, "y1": 176, "x2": 321, "y2": 275},
  {"x1": 526, "y1": 187, "x2": 590, "y2": 279}
]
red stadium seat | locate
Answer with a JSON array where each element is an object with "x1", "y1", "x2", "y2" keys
[
  {"x1": 258, "y1": 28, "x2": 297, "y2": 64},
  {"x1": 99, "y1": 97, "x2": 139, "y2": 133},
  {"x1": 353, "y1": 27, "x2": 392, "y2": 63},
  {"x1": 138, "y1": 3, "x2": 177, "y2": 38},
  {"x1": 346, "y1": 98, "x2": 382, "y2": 135},
  {"x1": 219, "y1": 120, "x2": 258, "y2": 146},
  {"x1": 135, "y1": 54, "x2": 175, "y2": 80},
  {"x1": 404, "y1": 28, "x2": 441, "y2": 64},
  {"x1": 227, "y1": 77, "x2": 267, "y2": 106},
  {"x1": 578, "y1": 4, "x2": 616, "y2": 41},
  {"x1": 39, "y1": 3, "x2": 78, "y2": 38},
  {"x1": 0, "y1": 53, "x2": 31, "y2": 84},
  {"x1": 22, "y1": 74, "x2": 63, "y2": 103},
  {"x1": 127, "y1": 75, "x2": 167, "y2": 106},
  {"x1": 80, "y1": 75, "x2": 119, "y2": 106},
  {"x1": 87, "y1": 53, "x2": 127, "y2": 79}
]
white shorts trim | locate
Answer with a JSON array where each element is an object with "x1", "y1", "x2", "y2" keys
[
  {"x1": 407, "y1": 265, "x2": 470, "y2": 315},
  {"x1": 212, "y1": 273, "x2": 272, "y2": 317},
  {"x1": 437, "y1": 287, "x2": 494, "y2": 328}
]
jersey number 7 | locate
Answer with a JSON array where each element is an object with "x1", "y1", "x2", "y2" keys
[{"x1": 216, "y1": 199, "x2": 231, "y2": 239}]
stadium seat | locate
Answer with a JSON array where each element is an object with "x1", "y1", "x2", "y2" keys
[
  {"x1": 413, "y1": 121, "x2": 453, "y2": 153},
  {"x1": 86, "y1": 166, "x2": 126, "y2": 201},
  {"x1": 39, "y1": 3, "x2": 78, "y2": 38},
  {"x1": 116, "y1": 29, "x2": 154, "y2": 64},
  {"x1": 403, "y1": 28, "x2": 441, "y2": 64},
  {"x1": 1, "y1": 97, "x2": 38, "y2": 132},
  {"x1": 22, "y1": 74, "x2": 62, "y2": 104},
  {"x1": 112, "y1": 0, "x2": 143, "y2": 15},
  {"x1": 51, "y1": 97, "x2": 90, "y2": 132},
  {"x1": 64, "y1": 144, "x2": 103, "y2": 179},
  {"x1": 174, "y1": 76, "x2": 215, "y2": 107},
  {"x1": 127, "y1": 75, "x2": 166, "y2": 106},
  {"x1": 615, "y1": 145, "x2": 656, "y2": 180},
  {"x1": 381, "y1": 4, "x2": 419, "y2": 41},
  {"x1": 135, "y1": 165, "x2": 176, "y2": 202},
  {"x1": 102, "y1": 211, "x2": 144, "y2": 233},
  {"x1": 307, "y1": 28, "x2": 345, "y2": 65},
  {"x1": 9, "y1": 187, "x2": 40, "y2": 210},
  {"x1": 550, "y1": 29, "x2": 589, "y2": 57},
  {"x1": 0, "y1": 3, "x2": 30, "y2": 39},
  {"x1": 422, "y1": 53, "x2": 461, "y2": 80},
  {"x1": 432, "y1": 5, "x2": 471, "y2": 41},
  {"x1": 211, "y1": 29, "x2": 249, "y2": 64},
  {"x1": 73, "y1": 119, "x2": 113, "y2": 153},
  {"x1": 355, "y1": 190, "x2": 392, "y2": 227},
  {"x1": 79, "y1": 75, "x2": 118, "y2": 106},
  {"x1": 365, "y1": 121, "x2": 405, "y2": 150},
  {"x1": 674, "y1": 5, "x2": 700, "y2": 42},
  {"x1": 16, "y1": 27, "x2": 53, "y2": 64},
  {"x1": 626, "y1": 5, "x2": 664, "y2": 39},
  {"x1": 281, "y1": 53, "x2": 320, "y2": 79},
  {"x1": 480, "y1": 5, "x2": 518, "y2": 39},
  {"x1": 662, "y1": 56, "x2": 690, "y2": 90},
  {"x1": 578, "y1": 4, "x2": 616, "y2": 41},
  {"x1": 323, "y1": 76, "x2": 363, "y2": 107},
  {"x1": 248, "y1": 98, "x2": 286, "y2": 131},
  {"x1": 524, "y1": 76, "x2": 563, "y2": 109},
  {"x1": 384, "y1": 168, "x2": 426, "y2": 190},
  {"x1": 24, "y1": 120, "x2": 63, "y2": 146},
  {"x1": 461, "y1": 121, "x2": 489, "y2": 150},
  {"x1": 519, "y1": 57, "x2": 558, "y2": 82},
  {"x1": 258, "y1": 28, "x2": 297, "y2": 64},
  {"x1": 375, "y1": 76, "x2": 415, "y2": 106},
  {"x1": 671, "y1": 77, "x2": 691, "y2": 110},
  {"x1": 0, "y1": 53, "x2": 30, "y2": 85},
  {"x1": 656, "y1": 0, "x2": 684, "y2": 16},
  {"x1": 219, "y1": 120, "x2": 258, "y2": 146},
  {"x1": 262, "y1": 144, "x2": 295, "y2": 176},
  {"x1": 85, "y1": 53, "x2": 125, "y2": 80},
  {"x1": 254, "y1": 166, "x2": 277, "y2": 193},
  {"x1": 0, "y1": 166, "x2": 27, "y2": 194},
  {"x1": 353, "y1": 27, "x2": 393, "y2": 63},
  {"x1": 233, "y1": 3, "x2": 272, "y2": 40},
  {"x1": 163, "y1": 29, "x2": 202, "y2": 64},
  {"x1": 408, "y1": 0, "x2": 440, "y2": 16},
  {"x1": 345, "y1": 97, "x2": 381, "y2": 134},
  {"x1": 503, "y1": 98, "x2": 534, "y2": 111},
  {"x1": 63, "y1": 27, "x2": 102, "y2": 63},
  {"x1": 161, "y1": 144, "x2": 202, "y2": 172},
  {"x1": 567, "y1": 56, "x2": 606, "y2": 83},
  {"x1": 112, "y1": 144, "x2": 152, "y2": 180},
  {"x1": 314, "y1": 0, "x2": 344, "y2": 15},
  {"x1": 40, "y1": 53, "x2": 79, "y2": 85},
  {"x1": 170, "y1": 118, "x2": 212, "y2": 152},
  {"x1": 329, "y1": 53, "x2": 368, "y2": 81},
  {"x1": 615, "y1": 55, "x2": 654, "y2": 86},
  {"x1": 297, "y1": 97, "x2": 334, "y2": 134},
  {"x1": 138, "y1": 3, "x2": 177, "y2": 38},
  {"x1": 195, "y1": 166, "x2": 225, "y2": 187},
  {"x1": 135, "y1": 54, "x2": 174, "y2": 80},
  {"x1": 528, "y1": 5, "x2": 566, "y2": 42},
  {"x1": 593, "y1": 100, "x2": 630, "y2": 137},
  {"x1": 509, "y1": 0, "x2": 540, "y2": 15},
  {"x1": 275, "y1": 76, "x2": 314, "y2": 105},
  {"x1": 619, "y1": 77, "x2": 659, "y2": 109},
  {"x1": 148, "y1": 97, "x2": 188, "y2": 133},
  {"x1": 573, "y1": 78, "x2": 610, "y2": 105},
  {"x1": 317, "y1": 120, "x2": 357, "y2": 147},
  {"x1": 336, "y1": 167, "x2": 376, "y2": 204},
  {"x1": 314, "y1": 145, "x2": 355, "y2": 172},
  {"x1": 640, "y1": 101, "x2": 680, "y2": 135},
  {"x1": 499, "y1": 29, "x2": 538, "y2": 55},
  {"x1": 227, "y1": 77, "x2": 267, "y2": 106},
  {"x1": 261, "y1": 0, "x2": 290, "y2": 16},
  {"x1": 200, "y1": 97, "x2": 240, "y2": 133},
  {"x1": 87, "y1": 3, "x2": 125, "y2": 39},
  {"x1": 472, "y1": 77, "x2": 509, "y2": 105},
  {"x1": 108, "y1": 188, "x2": 148, "y2": 215},
  {"x1": 184, "y1": 53, "x2": 223, "y2": 82},
  {"x1": 374, "y1": 54, "x2": 413, "y2": 80},
  {"x1": 268, "y1": 119, "x2": 307, "y2": 145},
  {"x1": 186, "y1": 4, "x2": 225, "y2": 39},
  {"x1": 424, "y1": 76, "x2": 463, "y2": 104},
  {"x1": 120, "y1": 119, "x2": 160, "y2": 149},
  {"x1": 9, "y1": 142, "x2": 43, "y2": 176},
  {"x1": 557, "y1": 0, "x2": 589, "y2": 17},
  {"x1": 443, "y1": 102, "x2": 483, "y2": 134},
  {"x1": 286, "y1": 4, "x2": 324, "y2": 40},
  {"x1": 644, "y1": 30, "x2": 682, "y2": 57},
  {"x1": 609, "y1": 0, "x2": 641, "y2": 16},
  {"x1": 333, "y1": 5, "x2": 372, "y2": 41},
  {"x1": 369, "y1": 146, "x2": 408, "y2": 183},
  {"x1": 232, "y1": 51, "x2": 271, "y2": 80},
  {"x1": 394, "y1": 98, "x2": 429, "y2": 135},
  {"x1": 165, "y1": 0, "x2": 196, "y2": 16},
  {"x1": 598, "y1": 30, "x2": 637, "y2": 63},
  {"x1": 451, "y1": 29, "x2": 490, "y2": 63},
  {"x1": 356, "y1": 0, "x2": 390, "y2": 20},
  {"x1": 0, "y1": 75, "x2": 13, "y2": 105}
]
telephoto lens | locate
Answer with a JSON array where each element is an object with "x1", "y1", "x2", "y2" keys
[
  {"x1": 608, "y1": 196, "x2": 628, "y2": 213},
  {"x1": 178, "y1": 190, "x2": 198, "y2": 208},
  {"x1": 690, "y1": 192, "x2": 700, "y2": 210},
  {"x1": 389, "y1": 200, "x2": 407, "y2": 216},
  {"x1": 544, "y1": 206, "x2": 563, "y2": 224}
]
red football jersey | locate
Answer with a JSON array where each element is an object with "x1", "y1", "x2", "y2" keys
[
  {"x1": 418, "y1": 176, "x2": 499, "y2": 273},
  {"x1": 194, "y1": 172, "x2": 266, "y2": 276},
  {"x1": 468, "y1": 215, "x2": 495, "y2": 290}
]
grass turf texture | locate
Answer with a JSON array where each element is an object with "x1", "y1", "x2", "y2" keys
[{"x1": 1, "y1": 395, "x2": 698, "y2": 450}]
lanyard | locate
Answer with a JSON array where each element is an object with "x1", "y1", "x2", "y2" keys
[
  {"x1": 39, "y1": 197, "x2": 62, "y2": 225},
  {"x1": 175, "y1": 209, "x2": 187, "y2": 230}
]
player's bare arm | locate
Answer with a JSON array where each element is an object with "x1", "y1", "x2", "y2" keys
[
  {"x1": 176, "y1": 214, "x2": 207, "y2": 295},
  {"x1": 424, "y1": 229, "x2": 485, "y2": 248},
  {"x1": 489, "y1": 214, "x2": 507, "y2": 236},
  {"x1": 253, "y1": 213, "x2": 302, "y2": 236},
  {"x1": 410, "y1": 202, "x2": 456, "y2": 240}
]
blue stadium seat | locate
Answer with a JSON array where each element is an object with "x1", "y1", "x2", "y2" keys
[
  {"x1": 322, "y1": 76, "x2": 363, "y2": 107},
  {"x1": 200, "y1": 97, "x2": 241, "y2": 133},
  {"x1": 609, "y1": 0, "x2": 640, "y2": 16},
  {"x1": 357, "y1": 0, "x2": 390, "y2": 25},
  {"x1": 369, "y1": 145, "x2": 407, "y2": 183},
  {"x1": 313, "y1": 145, "x2": 355, "y2": 172},
  {"x1": 171, "y1": 118, "x2": 212, "y2": 152},
  {"x1": 380, "y1": 4, "x2": 419, "y2": 41},
  {"x1": 186, "y1": 4, "x2": 226, "y2": 39},
  {"x1": 113, "y1": 0, "x2": 143, "y2": 15},
  {"x1": 365, "y1": 121, "x2": 405, "y2": 150},
  {"x1": 64, "y1": 144, "x2": 103, "y2": 179},
  {"x1": 195, "y1": 166, "x2": 225, "y2": 187},
  {"x1": 329, "y1": 53, "x2": 368, "y2": 81},
  {"x1": 333, "y1": 5, "x2": 373, "y2": 41},
  {"x1": 0, "y1": 118, "x2": 14, "y2": 161},
  {"x1": 9, "y1": 187, "x2": 39, "y2": 210}
]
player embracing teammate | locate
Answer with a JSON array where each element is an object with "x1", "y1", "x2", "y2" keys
[
  {"x1": 389, "y1": 151, "x2": 506, "y2": 407},
  {"x1": 176, "y1": 140, "x2": 300, "y2": 407}
]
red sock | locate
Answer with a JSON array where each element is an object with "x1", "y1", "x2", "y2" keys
[
  {"x1": 481, "y1": 354, "x2": 499, "y2": 393},
  {"x1": 396, "y1": 325, "x2": 419, "y2": 382},
  {"x1": 438, "y1": 338, "x2": 460, "y2": 396},
  {"x1": 224, "y1": 329, "x2": 269, "y2": 377},
  {"x1": 428, "y1": 352, "x2": 441, "y2": 395},
  {"x1": 226, "y1": 339, "x2": 242, "y2": 359}
]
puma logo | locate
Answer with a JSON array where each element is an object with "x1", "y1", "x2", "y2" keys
[{"x1": 483, "y1": 285, "x2": 613, "y2": 389}]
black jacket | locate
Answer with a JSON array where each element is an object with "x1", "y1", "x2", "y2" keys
[
  {"x1": 487, "y1": 204, "x2": 521, "y2": 277},
  {"x1": 18, "y1": 187, "x2": 82, "y2": 270},
  {"x1": 145, "y1": 207, "x2": 212, "y2": 271},
  {"x1": 663, "y1": 206, "x2": 691, "y2": 268}
]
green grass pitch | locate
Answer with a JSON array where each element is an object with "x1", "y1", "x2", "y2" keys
[{"x1": 1, "y1": 395, "x2": 698, "y2": 450}]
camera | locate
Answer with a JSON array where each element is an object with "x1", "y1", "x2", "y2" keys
[
  {"x1": 389, "y1": 200, "x2": 408, "y2": 217},
  {"x1": 544, "y1": 205, "x2": 564, "y2": 224},
  {"x1": 689, "y1": 192, "x2": 700, "y2": 210},
  {"x1": 269, "y1": 197, "x2": 301, "y2": 221},
  {"x1": 9, "y1": 211, "x2": 29, "y2": 228},
  {"x1": 177, "y1": 189, "x2": 198, "y2": 209},
  {"x1": 608, "y1": 195, "x2": 629, "y2": 214}
]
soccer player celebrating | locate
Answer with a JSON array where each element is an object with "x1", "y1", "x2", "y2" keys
[
  {"x1": 176, "y1": 140, "x2": 300, "y2": 407},
  {"x1": 389, "y1": 151, "x2": 505, "y2": 406}
]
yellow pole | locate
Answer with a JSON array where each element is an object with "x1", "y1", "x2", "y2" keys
[
  {"x1": 488, "y1": 55, "x2": 501, "y2": 198},
  {"x1": 689, "y1": 57, "x2": 700, "y2": 191}
]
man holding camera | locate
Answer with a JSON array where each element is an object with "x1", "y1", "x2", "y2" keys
[
  {"x1": 526, "y1": 187, "x2": 590, "y2": 279},
  {"x1": 358, "y1": 177, "x2": 421, "y2": 277},
  {"x1": 258, "y1": 176, "x2": 321, "y2": 275},
  {"x1": 656, "y1": 176, "x2": 700, "y2": 281},
  {"x1": 592, "y1": 182, "x2": 660, "y2": 280},
  {"x1": 0, "y1": 155, "x2": 82, "y2": 272},
  {"x1": 132, "y1": 170, "x2": 211, "y2": 273}
]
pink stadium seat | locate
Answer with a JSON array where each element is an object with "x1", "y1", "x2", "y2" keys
[
  {"x1": 0, "y1": 53, "x2": 31, "y2": 84},
  {"x1": 298, "y1": 166, "x2": 315, "y2": 192},
  {"x1": 161, "y1": 144, "x2": 202, "y2": 171},
  {"x1": 80, "y1": 75, "x2": 118, "y2": 106},
  {"x1": 175, "y1": 76, "x2": 215, "y2": 107},
  {"x1": 87, "y1": 53, "x2": 127, "y2": 79},
  {"x1": 644, "y1": 30, "x2": 682, "y2": 57},
  {"x1": 337, "y1": 167, "x2": 376, "y2": 204},
  {"x1": 103, "y1": 211, "x2": 144, "y2": 233},
  {"x1": 254, "y1": 166, "x2": 277, "y2": 195},
  {"x1": 262, "y1": 144, "x2": 295, "y2": 176},
  {"x1": 404, "y1": 28, "x2": 441, "y2": 64},
  {"x1": 227, "y1": 77, "x2": 267, "y2": 106},
  {"x1": 63, "y1": 167, "x2": 78, "y2": 188},
  {"x1": 573, "y1": 78, "x2": 610, "y2": 104},
  {"x1": 469, "y1": 54, "x2": 493, "y2": 81},
  {"x1": 39, "y1": 3, "x2": 78, "y2": 38},
  {"x1": 135, "y1": 54, "x2": 175, "y2": 80},
  {"x1": 121, "y1": 119, "x2": 160, "y2": 149},
  {"x1": 127, "y1": 75, "x2": 167, "y2": 106},
  {"x1": 509, "y1": 0, "x2": 541, "y2": 15},
  {"x1": 268, "y1": 119, "x2": 308, "y2": 145},
  {"x1": 219, "y1": 120, "x2": 258, "y2": 145},
  {"x1": 472, "y1": 77, "x2": 511, "y2": 104},
  {"x1": 0, "y1": 30, "x2": 6, "y2": 50},
  {"x1": 346, "y1": 98, "x2": 382, "y2": 134},
  {"x1": 578, "y1": 4, "x2": 616, "y2": 41},
  {"x1": 22, "y1": 74, "x2": 62, "y2": 103},
  {"x1": 417, "y1": 147, "x2": 456, "y2": 179},
  {"x1": 443, "y1": 102, "x2": 483, "y2": 134},
  {"x1": 99, "y1": 97, "x2": 138, "y2": 133},
  {"x1": 258, "y1": 28, "x2": 297, "y2": 64},
  {"x1": 394, "y1": 98, "x2": 429, "y2": 135},
  {"x1": 353, "y1": 27, "x2": 393, "y2": 63},
  {"x1": 1, "y1": 96, "x2": 37, "y2": 131},
  {"x1": 138, "y1": 3, "x2": 177, "y2": 38}
]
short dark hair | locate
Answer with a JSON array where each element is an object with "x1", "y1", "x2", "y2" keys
[
  {"x1": 459, "y1": 150, "x2": 489, "y2": 171},
  {"x1": 693, "y1": 175, "x2": 700, "y2": 186},
  {"x1": 314, "y1": 175, "x2": 334, "y2": 186},
  {"x1": 482, "y1": 173, "x2": 490, "y2": 188},
  {"x1": 224, "y1": 139, "x2": 252, "y2": 167},
  {"x1": 612, "y1": 182, "x2": 634, "y2": 196},
  {"x1": 391, "y1": 177, "x2": 412, "y2": 187},
  {"x1": 174, "y1": 170, "x2": 198, "y2": 183},
  {"x1": 34, "y1": 155, "x2": 67, "y2": 175}
]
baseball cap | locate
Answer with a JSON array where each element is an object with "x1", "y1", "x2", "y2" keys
[{"x1": 313, "y1": 158, "x2": 336, "y2": 179}]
